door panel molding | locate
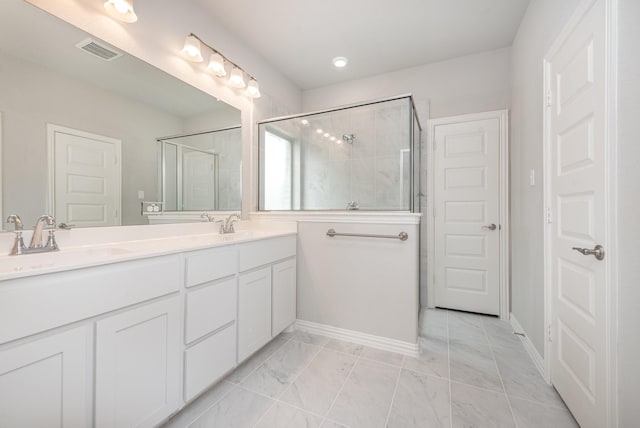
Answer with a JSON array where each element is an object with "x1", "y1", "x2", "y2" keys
[
  {"x1": 543, "y1": 0, "x2": 618, "y2": 426},
  {"x1": 426, "y1": 109, "x2": 510, "y2": 319}
]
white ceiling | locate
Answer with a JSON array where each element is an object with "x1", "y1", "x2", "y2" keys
[{"x1": 197, "y1": 0, "x2": 531, "y2": 90}]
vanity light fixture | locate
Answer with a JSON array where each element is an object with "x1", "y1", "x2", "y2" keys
[
  {"x1": 245, "y1": 79, "x2": 261, "y2": 98},
  {"x1": 181, "y1": 34, "x2": 203, "y2": 62},
  {"x1": 207, "y1": 53, "x2": 226, "y2": 77},
  {"x1": 332, "y1": 56, "x2": 348, "y2": 68},
  {"x1": 103, "y1": 0, "x2": 138, "y2": 23},
  {"x1": 181, "y1": 33, "x2": 259, "y2": 97},
  {"x1": 228, "y1": 67, "x2": 246, "y2": 89}
]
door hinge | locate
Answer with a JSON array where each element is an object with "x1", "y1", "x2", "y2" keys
[
  {"x1": 548, "y1": 324, "x2": 553, "y2": 342},
  {"x1": 545, "y1": 91, "x2": 553, "y2": 107},
  {"x1": 546, "y1": 207, "x2": 553, "y2": 224}
]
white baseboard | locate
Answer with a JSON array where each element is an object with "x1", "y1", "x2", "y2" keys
[
  {"x1": 295, "y1": 319, "x2": 420, "y2": 358},
  {"x1": 510, "y1": 313, "x2": 549, "y2": 383}
]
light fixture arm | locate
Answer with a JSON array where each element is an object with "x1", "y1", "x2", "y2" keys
[{"x1": 187, "y1": 33, "x2": 256, "y2": 81}]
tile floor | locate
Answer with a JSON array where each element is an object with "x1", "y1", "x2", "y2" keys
[{"x1": 163, "y1": 309, "x2": 579, "y2": 428}]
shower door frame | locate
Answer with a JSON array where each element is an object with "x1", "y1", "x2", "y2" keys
[{"x1": 426, "y1": 109, "x2": 510, "y2": 320}]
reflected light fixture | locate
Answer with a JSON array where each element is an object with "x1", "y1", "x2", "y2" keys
[
  {"x1": 181, "y1": 34, "x2": 203, "y2": 62},
  {"x1": 103, "y1": 0, "x2": 138, "y2": 23},
  {"x1": 181, "y1": 33, "x2": 259, "y2": 97},
  {"x1": 246, "y1": 79, "x2": 261, "y2": 98},
  {"x1": 207, "y1": 53, "x2": 226, "y2": 77},
  {"x1": 332, "y1": 56, "x2": 348, "y2": 68},
  {"x1": 228, "y1": 67, "x2": 246, "y2": 89}
]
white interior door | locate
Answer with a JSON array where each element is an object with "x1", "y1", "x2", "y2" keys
[
  {"x1": 48, "y1": 125, "x2": 121, "y2": 227},
  {"x1": 181, "y1": 149, "x2": 216, "y2": 211},
  {"x1": 433, "y1": 115, "x2": 501, "y2": 315},
  {"x1": 546, "y1": 0, "x2": 609, "y2": 426}
]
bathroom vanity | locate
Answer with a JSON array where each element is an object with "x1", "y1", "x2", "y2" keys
[{"x1": 0, "y1": 226, "x2": 296, "y2": 428}]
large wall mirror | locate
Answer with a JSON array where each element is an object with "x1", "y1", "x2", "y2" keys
[{"x1": 0, "y1": 1, "x2": 241, "y2": 230}]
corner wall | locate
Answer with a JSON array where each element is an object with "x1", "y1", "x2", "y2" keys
[
  {"x1": 509, "y1": 0, "x2": 582, "y2": 355},
  {"x1": 616, "y1": 0, "x2": 640, "y2": 423}
]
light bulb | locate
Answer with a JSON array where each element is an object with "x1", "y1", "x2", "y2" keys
[
  {"x1": 207, "y1": 53, "x2": 226, "y2": 76},
  {"x1": 181, "y1": 35, "x2": 203, "y2": 62},
  {"x1": 245, "y1": 79, "x2": 261, "y2": 98},
  {"x1": 228, "y1": 67, "x2": 246, "y2": 88},
  {"x1": 104, "y1": 0, "x2": 137, "y2": 23},
  {"x1": 324, "y1": 133, "x2": 330, "y2": 138},
  {"x1": 330, "y1": 136, "x2": 336, "y2": 141},
  {"x1": 316, "y1": 129, "x2": 323, "y2": 134},
  {"x1": 332, "y1": 56, "x2": 348, "y2": 68}
]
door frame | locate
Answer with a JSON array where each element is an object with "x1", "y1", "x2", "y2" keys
[
  {"x1": 542, "y1": 0, "x2": 618, "y2": 425},
  {"x1": 47, "y1": 124, "x2": 122, "y2": 225},
  {"x1": 426, "y1": 110, "x2": 510, "y2": 319}
]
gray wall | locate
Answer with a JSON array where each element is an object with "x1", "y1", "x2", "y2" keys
[
  {"x1": 509, "y1": 0, "x2": 582, "y2": 355},
  {"x1": 617, "y1": 0, "x2": 640, "y2": 423}
]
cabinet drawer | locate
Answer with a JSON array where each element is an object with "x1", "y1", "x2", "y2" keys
[
  {"x1": 184, "y1": 323, "x2": 236, "y2": 402},
  {"x1": 186, "y1": 247, "x2": 238, "y2": 287},
  {"x1": 238, "y1": 235, "x2": 296, "y2": 272},
  {"x1": 185, "y1": 277, "x2": 237, "y2": 344}
]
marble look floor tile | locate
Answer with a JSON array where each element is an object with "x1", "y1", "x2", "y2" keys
[
  {"x1": 324, "y1": 339, "x2": 364, "y2": 356},
  {"x1": 279, "y1": 348, "x2": 357, "y2": 415},
  {"x1": 509, "y1": 397, "x2": 579, "y2": 428},
  {"x1": 226, "y1": 337, "x2": 289, "y2": 383},
  {"x1": 493, "y1": 347, "x2": 564, "y2": 407},
  {"x1": 448, "y1": 311, "x2": 490, "y2": 345},
  {"x1": 189, "y1": 386, "x2": 274, "y2": 428},
  {"x1": 241, "y1": 340, "x2": 321, "y2": 398},
  {"x1": 483, "y1": 318, "x2": 524, "y2": 350},
  {"x1": 387, "y1": 369, "x2": 450, "y2": 428},
  {"x1": 327, "y1": 359, "x2": 400, "y2": 428},
  {"x1": 320, "y1": 420, "x2": 349, "y2": 428},
  {"x1": 451, "y1": 382, "x2": 516, "y2": 428},
  {"x1": 450, "y1": 339, "x2": 503, "y2": 392},
  {"x1": 291, "y1": 331, "x2": 331, "y2": 347},
  {"x1": 255, "y1": 402, "x2": 323, "y2": 428},
  {"x1": 402, "y1": 336, "x2": 449, "y2": 379},
  {"x1": 420, "y1": 308, "x2": 448, "y2": 339},
  {"x1": 359, "y1": 346, "x2": 404, "y2": 367},
  {"x1": 162, "y1": 381, "x2": 235, "y2": 427}
]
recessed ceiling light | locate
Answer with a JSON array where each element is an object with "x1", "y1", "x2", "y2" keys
[
  {"x1": 300, "y1": 119, "x2": 309, "y2": 126},
  {"x1": 332, "y1": 56, "x2": 348, "y2": 68}
]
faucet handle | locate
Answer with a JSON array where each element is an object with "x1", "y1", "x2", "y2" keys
[{"x1": 6, "y1": 214, "x2": 24, "y2": 230}]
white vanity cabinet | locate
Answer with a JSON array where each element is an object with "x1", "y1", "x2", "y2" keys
[
  {"x1": 271, "y1": 257, "x2": 297, "y2": 335},
  {"x1": 238, "y1": 235, "x2": 296, "y2": 361},
  {"x1": 183, "y1": 247, "x2": 238, "y2": 402},
  {"x1": 95, "y1": 296, "x2": 182, "y2": 428},
  {"x1": 0, "y1": 325, "x2": 93, "y2": 428}
]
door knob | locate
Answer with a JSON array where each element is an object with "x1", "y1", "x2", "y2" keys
[
  {"x1": 572, "y1": 245, "x2": 605, "y2": 261},
  {"x1": 482, "y1": 223, "x2": 497, "y2": 231}
]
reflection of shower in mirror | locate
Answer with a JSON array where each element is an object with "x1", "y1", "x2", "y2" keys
[{"x1": 342, "y1": 133, "x2": 355, "y2": 144}]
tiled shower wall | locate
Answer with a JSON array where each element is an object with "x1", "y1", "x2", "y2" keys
[{"x1": 299, "y1": 99, "x2": 412, "y2": 210}]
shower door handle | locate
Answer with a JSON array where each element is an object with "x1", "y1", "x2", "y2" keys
[{"x1": 482, "y1": 223, "x2": 497, "y2": 231}]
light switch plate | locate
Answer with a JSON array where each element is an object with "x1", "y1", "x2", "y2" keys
[{"x1": 138, "y1": 190, "x2": 145, "y2": 199}]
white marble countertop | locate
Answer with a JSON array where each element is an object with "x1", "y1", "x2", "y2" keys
[{"x1": 0, "y1": 224, "x2": 296, "y2": 281}]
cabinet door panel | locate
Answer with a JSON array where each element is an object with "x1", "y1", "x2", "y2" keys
[
  {"x1": 0, "y1": 325, "x2": 92, "y2": 428},
  {"x1": 184, "y1": 323, "x2": 236, "y2": 401},
  {"x1": 272, "y1": 258, "x2": 297, "y2": 336},
  {"x1": 185, "y1": 277, "x2": 236, "y2": 344},
  {"x1": 238, "y1": 267, "x2": 271, "y2": 362},
  {"x1": 95, "y1": 296, "x2": 182, "y2": 428}
]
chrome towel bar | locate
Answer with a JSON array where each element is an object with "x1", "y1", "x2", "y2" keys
[{"x1": 326, "y1": 228, "x2": 408, "y2": 241}]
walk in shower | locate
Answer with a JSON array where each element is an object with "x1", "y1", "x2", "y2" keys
[
  {"x1": 258, "y1": 95, "x2": 421, "y2": 211},
  {"x1": 157, "y1": 126, "x2": 241, "y2": 212}
]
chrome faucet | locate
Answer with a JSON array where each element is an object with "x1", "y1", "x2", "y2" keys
[
  {"x1": 200, "y1": 212, "x2": 216, "y2": 222},
  {"x1": 6, "y1": 214, "x2": 59, "y2": 255},
  {"x1": 220, "y1": 213, "x2": 240, "y2": 234},
  {"x1": 346, "y1": 200, "x2": 359, "y2": 210}
]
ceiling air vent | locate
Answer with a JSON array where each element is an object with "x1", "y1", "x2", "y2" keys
[{"x1": 75, "y1": 38, "x2": 123, "y2": 61}]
